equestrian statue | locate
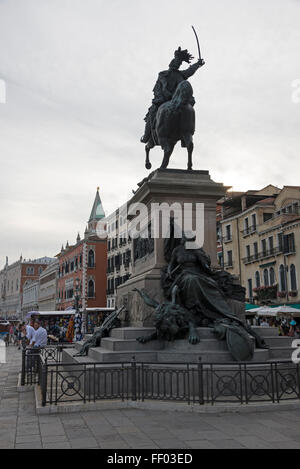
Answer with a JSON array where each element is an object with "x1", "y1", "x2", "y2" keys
[{"x1": 141, "y1": 27, "x2": 205, "y2": 170}]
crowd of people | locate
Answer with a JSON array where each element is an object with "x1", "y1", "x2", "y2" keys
[
  {"x1": 254, "y1": 316, "x2": 300, "y2": 337},
  {"x1": 3, "y1": 314, "x2": 77, "y2": 349},
  {"x1": 3, "y1": 319, "x2": 48, "y2": 349}
]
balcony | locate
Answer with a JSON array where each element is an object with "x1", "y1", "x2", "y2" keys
[
  {"x1": 224, "y1": 262, "x2": 234, "y2": 269},
  {"x1": 223, "y1": 235, "x2": 232, "y2": 244},
  {"x1": 242, "y1": 247, "x2": 283, "y2": 264},
  {"x1": 242, "y1": 225, "x2": 257, "y2": 237}
]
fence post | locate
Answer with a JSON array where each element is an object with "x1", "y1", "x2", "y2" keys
[
  {"x1": 41, "y1": 363, "x2": 47, "y2": 407},
  {"x1": 198, "y1": 357, "x2": 204, "y2": 405},
  {"x1": 21, "y1": 347, "x2": 26, "y2": 386},
  {"x1": 131, "y1": 356, "x2": 137, "y2": 401}
]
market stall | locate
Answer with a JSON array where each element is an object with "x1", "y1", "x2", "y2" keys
[
  {"x1": 26, "y1": 310, "x2": 76, "y2": 342},
  {"x1": 85, "y1": 307, "x2": 115, "y2": 334}
]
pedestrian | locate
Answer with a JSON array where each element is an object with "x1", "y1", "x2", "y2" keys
[
  {"x1": 9, "y1": 324, "x2": 14, "y2": 345},
  {"x1": 30, "y1": 320, "x2": 48, "y2": 349},
  {"x1": 4, "y1": 333, "x2": 9, "y2": 347},
  {"x1": 26, "y1": 319, "x2": 35, "y2": 347},
  {"x1": 17, "y1": 323, "x2": 25, "y2": 350},
  {"x1": 28, "y1": 320, "x2": 48, "y2": 372}
]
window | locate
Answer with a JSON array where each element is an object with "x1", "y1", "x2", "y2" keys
[
  {"x1": 88, "y1": 279, "x2": 95, "y2": 298},
  {"x1": 279, "y1": 265, "x2": 286, "y2": 291},
  {"x1": 227, "y1": 251, "x2": 233, "y2": 267},
  {"x1": 248, "y1": 279, "x2": 253, "y2": 300},
  {"x1": 253, "y1": 242, "x2": 258, "y2": 259},
  {"x1": 244, "y1": 218, "x2": 249, "y2": 231},
  {"x1": 255, "y1": 271, "x2": 260, "y2": 288},
  {"x1": 225, "y1": 225, "x2": 231, "y2": 241},
  {"x1": 270, "y1": 267, "x2": 276, "y2": 285},
  {"x1": 263, "y1": 269, "x2": 269, "y2": 287},
  {"x1": 88, "y1": 250, "x2": 95, "y2": 267},
  {"x1": 261, "y1": 239, "x2": 267, "y2": 257},
  {"x1": 246, "y1": 245, "x2": 251, "y2": 261},
  {"x1": 263, "y1": 213, "x2": 273, "y2": 222},
  {"x1": 283, "y1": 233, "x2": 295, "y2": 254},
  {"x1": 251, "y1": 214, "x2": 257, "y2": 230},
  {"x1": 290, "y1": 264, "x2": 297, "y2": 291},
  {"x1": 268, "y1": 236, "x2": 273, "y2": 252}
]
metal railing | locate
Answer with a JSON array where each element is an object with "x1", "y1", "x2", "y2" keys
[
  {"x1": 242, "y1": 225, "x2": 257, "y2": 237},
  {"x1": 21, "y1": 345, "x2": 73, "y2": 386},
  {"x1": 25, "y1": 356, "x2": 300, "y2": 407}
]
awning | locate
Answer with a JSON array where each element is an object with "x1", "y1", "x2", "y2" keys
[{"x1": 26, "y1": 310, "x2": 76, "y2": 319}]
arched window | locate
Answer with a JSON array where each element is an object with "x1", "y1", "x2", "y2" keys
[
  {"x1": 270, "y1": 267, "x2": 275, "y2": 285},
  {"x1": 279, "y1": 265, "x2": 286, "y2": 291},
  {"x1": 290, "y1": 264, "x2": 297, "y2": 291},
  {"x1": 88, "y1": 250, "x2": 95, "y2": 267},
  {"x1": 263, "y1": 269, "x2": 269, "y2": 287},
  {"x1": 255, "y1": 271, "x2": 260, "y2": 288},
  {"x1": 88, "y1": 279, "x2": 95, "y2": 298}
]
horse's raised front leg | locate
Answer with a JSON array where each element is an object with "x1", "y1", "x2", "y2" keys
[
  {"x1": 145, "y1": 140, "x2": 154, "y2": 170},
  {"x1": 160, "y1": 142, "x2": 175, "y2": 169}
]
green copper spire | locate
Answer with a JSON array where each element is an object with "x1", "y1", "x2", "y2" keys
[{"x1": 88, "y1": 187, "x2": 105, "y2": 222}]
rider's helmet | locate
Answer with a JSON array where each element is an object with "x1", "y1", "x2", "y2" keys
[{"x1": 169, "y1": 47, "x2": 194, "y2": 70}]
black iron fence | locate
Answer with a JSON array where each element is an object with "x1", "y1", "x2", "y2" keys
[
  {"x1": 20, "y1": 353, "x2": 300, "y2": 407},
  {"x1": 21, "y1": 345, "x2": 72, "y2": 386}
]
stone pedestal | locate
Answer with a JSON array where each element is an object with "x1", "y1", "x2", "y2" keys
[{"x1": 117, "y1": 168, "x2": 229, "y2": 327}]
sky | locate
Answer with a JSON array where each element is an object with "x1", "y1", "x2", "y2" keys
[{"x1": 0, "y1": 0, "x2": 299, "y2": 266}]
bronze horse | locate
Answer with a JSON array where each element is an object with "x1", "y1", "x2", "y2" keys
[{"x1": 144, "y1": 81, "x2": 195, "y2": 170}]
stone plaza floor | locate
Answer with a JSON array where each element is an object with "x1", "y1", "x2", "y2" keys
[{"x1": 1, "y1": 346, "x2": 300, "y2": 449}]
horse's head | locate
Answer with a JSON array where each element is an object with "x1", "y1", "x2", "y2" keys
[{"x1": 172, "y1": 81, "x2": 193, "y2": 108}]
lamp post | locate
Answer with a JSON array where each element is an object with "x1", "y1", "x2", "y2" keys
[{"x1": 74, "y1": 277, "x2": 83, "y2": 341}]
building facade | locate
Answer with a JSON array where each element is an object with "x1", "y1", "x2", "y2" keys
[
  {"x1": 22, "y1": 279, "x2": 40, "y2": 316},
  {"x1": 220, "y1": 185, "x2": 300, "y2": 305},
  {"x1": 106, "y1": 208, "x2": 132, "y2": 308},
  {"x1": 56, "y1": 189, "x2": 107, "y2": 312},
  {"x1": 0, "y1": 256, "x2": 54, "y2": 319},
  {"x1": 38, "y1": 259, "x2": 59, "y2": 311}
]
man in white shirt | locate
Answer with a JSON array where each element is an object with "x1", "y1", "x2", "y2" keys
[
  {"x1": 31, "y1": 321, "x2": 48, "y2": 348},
  {"x1": 26, "y1": 319, "x2": 35, "y2": 345}
]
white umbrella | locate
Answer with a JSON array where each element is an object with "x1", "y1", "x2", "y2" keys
[
  {"x1": 274, "y1": 305, "x2": 300, "y2": 316},
  {"x1": 246, "y1": 306, "x2": 277, "y2": 316}
]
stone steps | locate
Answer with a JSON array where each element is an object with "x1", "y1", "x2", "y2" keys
[
  {"x1": 268, "y1": 346, "x2": 298, "y2": 360},
  {"x1": 88, "y1": 347, "x2": 158, "y2": 363},
  {"x1": 157, "y1": 348, "x2": 269, "y2": 363},
  {"x1": 109, "y1": 327, "x2": 217, "y2": 340},
  {"x1": 263, "y1": 336, "x2": 295, "y2": 347},
  {"x1": 101, "y1": 337, "x2": 164, "y2": 352},
  {"x1": 110, "y1": 327, "x2": 156, "y2": 340},
  {"x1": 251, "y1": 326, "x2": 279, "y2": 337}
]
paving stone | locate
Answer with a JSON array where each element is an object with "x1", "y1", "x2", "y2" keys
[
  {"x1": 234, "y1": 435, "x2": 273, "y2": 449},
  {"x1": 99, "y1": 441, "x2": 131, "y2": 449},
  {"x1": 154, "y1": 439, "x2": 189, "y2": 449},
  {"x1": 186, "y1": 440, "x2": 218, "y2": 449},
  {"x1": 42, "y1": 435, "x2": 70, "y2": 444},
  {"x1": 16, "y1": 434, "x2": 42, "y2": 444},
  {"x1": 70, "y1": 437, "x2": 99, "y2": 449},
  {"x1": 209, "y1": 439, "x2": 246, "y2": 449},
  {"x1": 15, "y1": 442, "x2": 43, "y2": 449},
  {"x1": 65, "y1": 428, "x2": 94, "y2": 439}
]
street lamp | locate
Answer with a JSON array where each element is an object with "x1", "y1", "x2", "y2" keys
[{"x1": 74, "y1": 277, "x2": 83, "y2": 341}]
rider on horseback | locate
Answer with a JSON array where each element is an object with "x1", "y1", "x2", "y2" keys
[{"x1": 141, "y1": 47, "x2": 205, "y2": 145}]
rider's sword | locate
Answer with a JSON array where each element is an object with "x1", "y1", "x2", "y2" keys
[{"x1": 191, "y1": 25, "x2": 202, "y2": 61}]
